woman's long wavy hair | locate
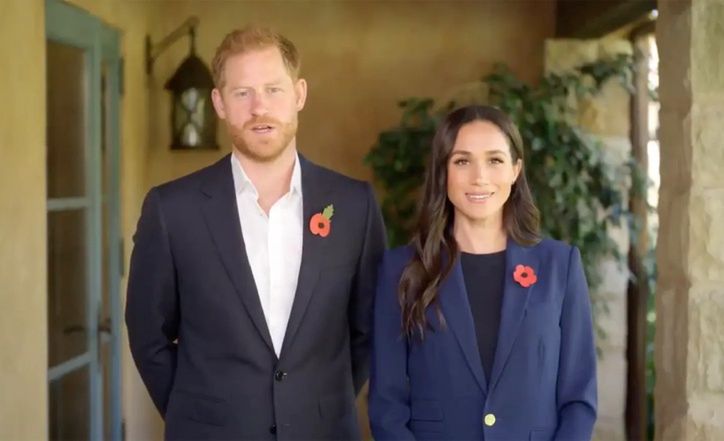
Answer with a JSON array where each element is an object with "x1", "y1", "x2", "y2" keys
[{"x1": 399, "y1": 105, "x2": 540, "y2": 340}]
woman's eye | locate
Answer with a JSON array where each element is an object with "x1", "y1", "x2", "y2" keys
[{"x1": 453, "y1": 158, "x2": 469, "y2": 166}]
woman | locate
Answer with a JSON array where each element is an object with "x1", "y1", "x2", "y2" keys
[{"x1": 369, "y1": 105, "x2": 597, "y2": 441}]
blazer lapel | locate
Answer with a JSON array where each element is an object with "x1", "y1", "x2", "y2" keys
[
  {"x1": 488, "y1": 239, "x2": 539, "y2": 392},
  {"x1": 439, "y1": 257, "x2": 488, "y2": 396},
  {"x1": 279, "y1": 157, "x2": 331, "y2": 359},
  {"x1": 199, "y1": 155, "x2": 275, "y2": 354}
]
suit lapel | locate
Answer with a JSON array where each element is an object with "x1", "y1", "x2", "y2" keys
[
  {"x1": 279, "y1": 157, "x2": 331, "y2": 359},
  {"x1": 199, "y1": 155, "x2": 275, "y2": 354},
  {"x1": 488, "y1": 239, "x2": 538, "y2": 392},
  {"x1": 439, "y1": 257, "x2": 488, "y2": 396}
]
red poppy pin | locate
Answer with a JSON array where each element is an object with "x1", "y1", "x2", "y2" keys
[
  {"x1": 309, "y1": 204, "x2": 334, "y2": 238},
  {"x1": 513, "y1": 264, "x2": 537, "y2": 288}
]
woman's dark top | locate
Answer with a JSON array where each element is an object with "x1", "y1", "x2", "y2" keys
[{"x1": 460, "y1": 250, "x2": 506, "y2": 385}]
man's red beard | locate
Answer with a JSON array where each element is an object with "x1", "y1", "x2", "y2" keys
[{"x1": 227, "y1": 116, "x2": 297, "y2": 162}]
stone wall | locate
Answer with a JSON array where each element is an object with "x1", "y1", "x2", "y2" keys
[{"x1": 655, "y1": 1, "x2": 724, "y2": 440}]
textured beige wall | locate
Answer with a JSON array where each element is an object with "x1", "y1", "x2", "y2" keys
[
  {"x1": 0, "y1": 0, "x2": 48, "y2": 439},
  {"x1": 656, "y1": 1, "x2": 724, "y2": 439}
]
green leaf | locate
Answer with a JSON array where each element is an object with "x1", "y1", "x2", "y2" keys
[{"x1": 322, "y1": 204, "x2": 334, "y2": 220}]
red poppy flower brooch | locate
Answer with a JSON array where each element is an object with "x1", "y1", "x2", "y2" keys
[
  {"x1": 513, "y1": 264, "x2": 537, "y2": 288},
  {"x1": 309, "y1": 204, "x2": 334, "y2": 238}
]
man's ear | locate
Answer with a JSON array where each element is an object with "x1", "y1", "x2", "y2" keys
[
  {"x1": 294, "y1": 78, "x2": 307, "y2": 111},
  {"x1": 211, "y1": 88, "x2": 227, "y2": 120}
]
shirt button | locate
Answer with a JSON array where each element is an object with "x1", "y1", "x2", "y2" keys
[
  {"x1": 269, "y1": 424, "x2": 277, "y2": 434},
  {"x1": 484, "y1": 413, "x2": 496, "y2": 426},
  {"x1": 274, "y1": 370, "x2": 287, "y2": 381}
]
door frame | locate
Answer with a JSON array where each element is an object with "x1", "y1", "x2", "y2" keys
[{"x1": 45, "y1": 1, "x2": 122, "y2": 439}]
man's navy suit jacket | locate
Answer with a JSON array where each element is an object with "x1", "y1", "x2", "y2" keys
[{"x1": 126, "y1": 154, "x2": 386, "y2": 440}]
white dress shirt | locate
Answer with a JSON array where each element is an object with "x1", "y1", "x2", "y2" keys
[{"x1": 230, "y1": 153, "x2": 303, "y2": 357}]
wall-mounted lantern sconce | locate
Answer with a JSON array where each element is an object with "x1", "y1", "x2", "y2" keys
[{"x1": 146, "y1": 17, "x2": 218, "y2": 150}]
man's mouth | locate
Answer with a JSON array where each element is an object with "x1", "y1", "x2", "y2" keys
[{"x1": 250, "y1": 124, "x2": 275, "y2": 134}]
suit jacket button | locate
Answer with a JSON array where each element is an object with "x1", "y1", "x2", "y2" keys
[
  {"x1": 484, "y1": 413, "x2": 496, "y2": 427},
  {"x1": 269, "y1": 424, "x2": 277, "y2": 434},
  {"x1": 274, "y1": 370, "x2": 287, "y2": 381}
]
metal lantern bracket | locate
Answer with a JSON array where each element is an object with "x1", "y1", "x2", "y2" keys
[{"x1": 145, "y1": 16, "x2": 200, "y2": 75}]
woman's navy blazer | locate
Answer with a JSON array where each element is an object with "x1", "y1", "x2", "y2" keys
[{"x1": 369, "y1": 239, "x2": 597, "y2": 441}]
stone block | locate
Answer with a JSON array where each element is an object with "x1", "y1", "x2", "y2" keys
[
  {"x1": 691, "y1": 1, "x2": 724, "y2": 96},
  {"x1": 580, "y1": 81, "x2": 631, "y2": 136},
  {"x1": 655, "y1": 191, "x2": 691, "y2": 288},
  {"x1": 593, "y1": 415, "x2": 625, "y2": 441},
  {"x1": 657, "y1": 109, "x2": 693, "y2": 189},
  {"x1": 687, "y1": 394, "x2": 724, "y2": 440},
  {"x1": 594, "y1": 257, "x2": 629, "y2": 301},
  {"x1": 593, "y1": 290, "x2": 627, "y2": 350},
  {"x1": 594, "y1": 352, "x2": 626, "y2": 440},
  {"x1": 599, "y1": 39, "x2": 633, "y2": 58},
  {"x1": 657, "y1": 1, "x2": 693, "y2": 107},
  {"x1": 691, "y1": 104, "x2": 724, "y2": 188},
  {"x1": 688, "y1": 289, "x2": 724, "y2": 393},
  {"x1": 597, "y1": 136, "x2": 632, "y2": 167},
  {"x1": 654, "y1": 287, "x2": 689, "y2": 394},
  {"x1": 688, "y1": 190, "x2": 724, "y2": 284},
  {"x1": 608, "y1": 223, "x2": 631, "y2": 258},
  {"x1": 544, "y1": 39, "x2": 599, "y2": 75}
]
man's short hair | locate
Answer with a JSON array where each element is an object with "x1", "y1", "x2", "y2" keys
[{"x1": 211, "y1": 25, "x2": 301, "y2": 88}]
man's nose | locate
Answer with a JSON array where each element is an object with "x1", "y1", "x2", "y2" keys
[{"x1": 250, "y1": 92, "x2": 268, "y2": 116}]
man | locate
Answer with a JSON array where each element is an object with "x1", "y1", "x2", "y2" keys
[{"x1": 126, "y1": 26, "x2": 386, "y2": 440}]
